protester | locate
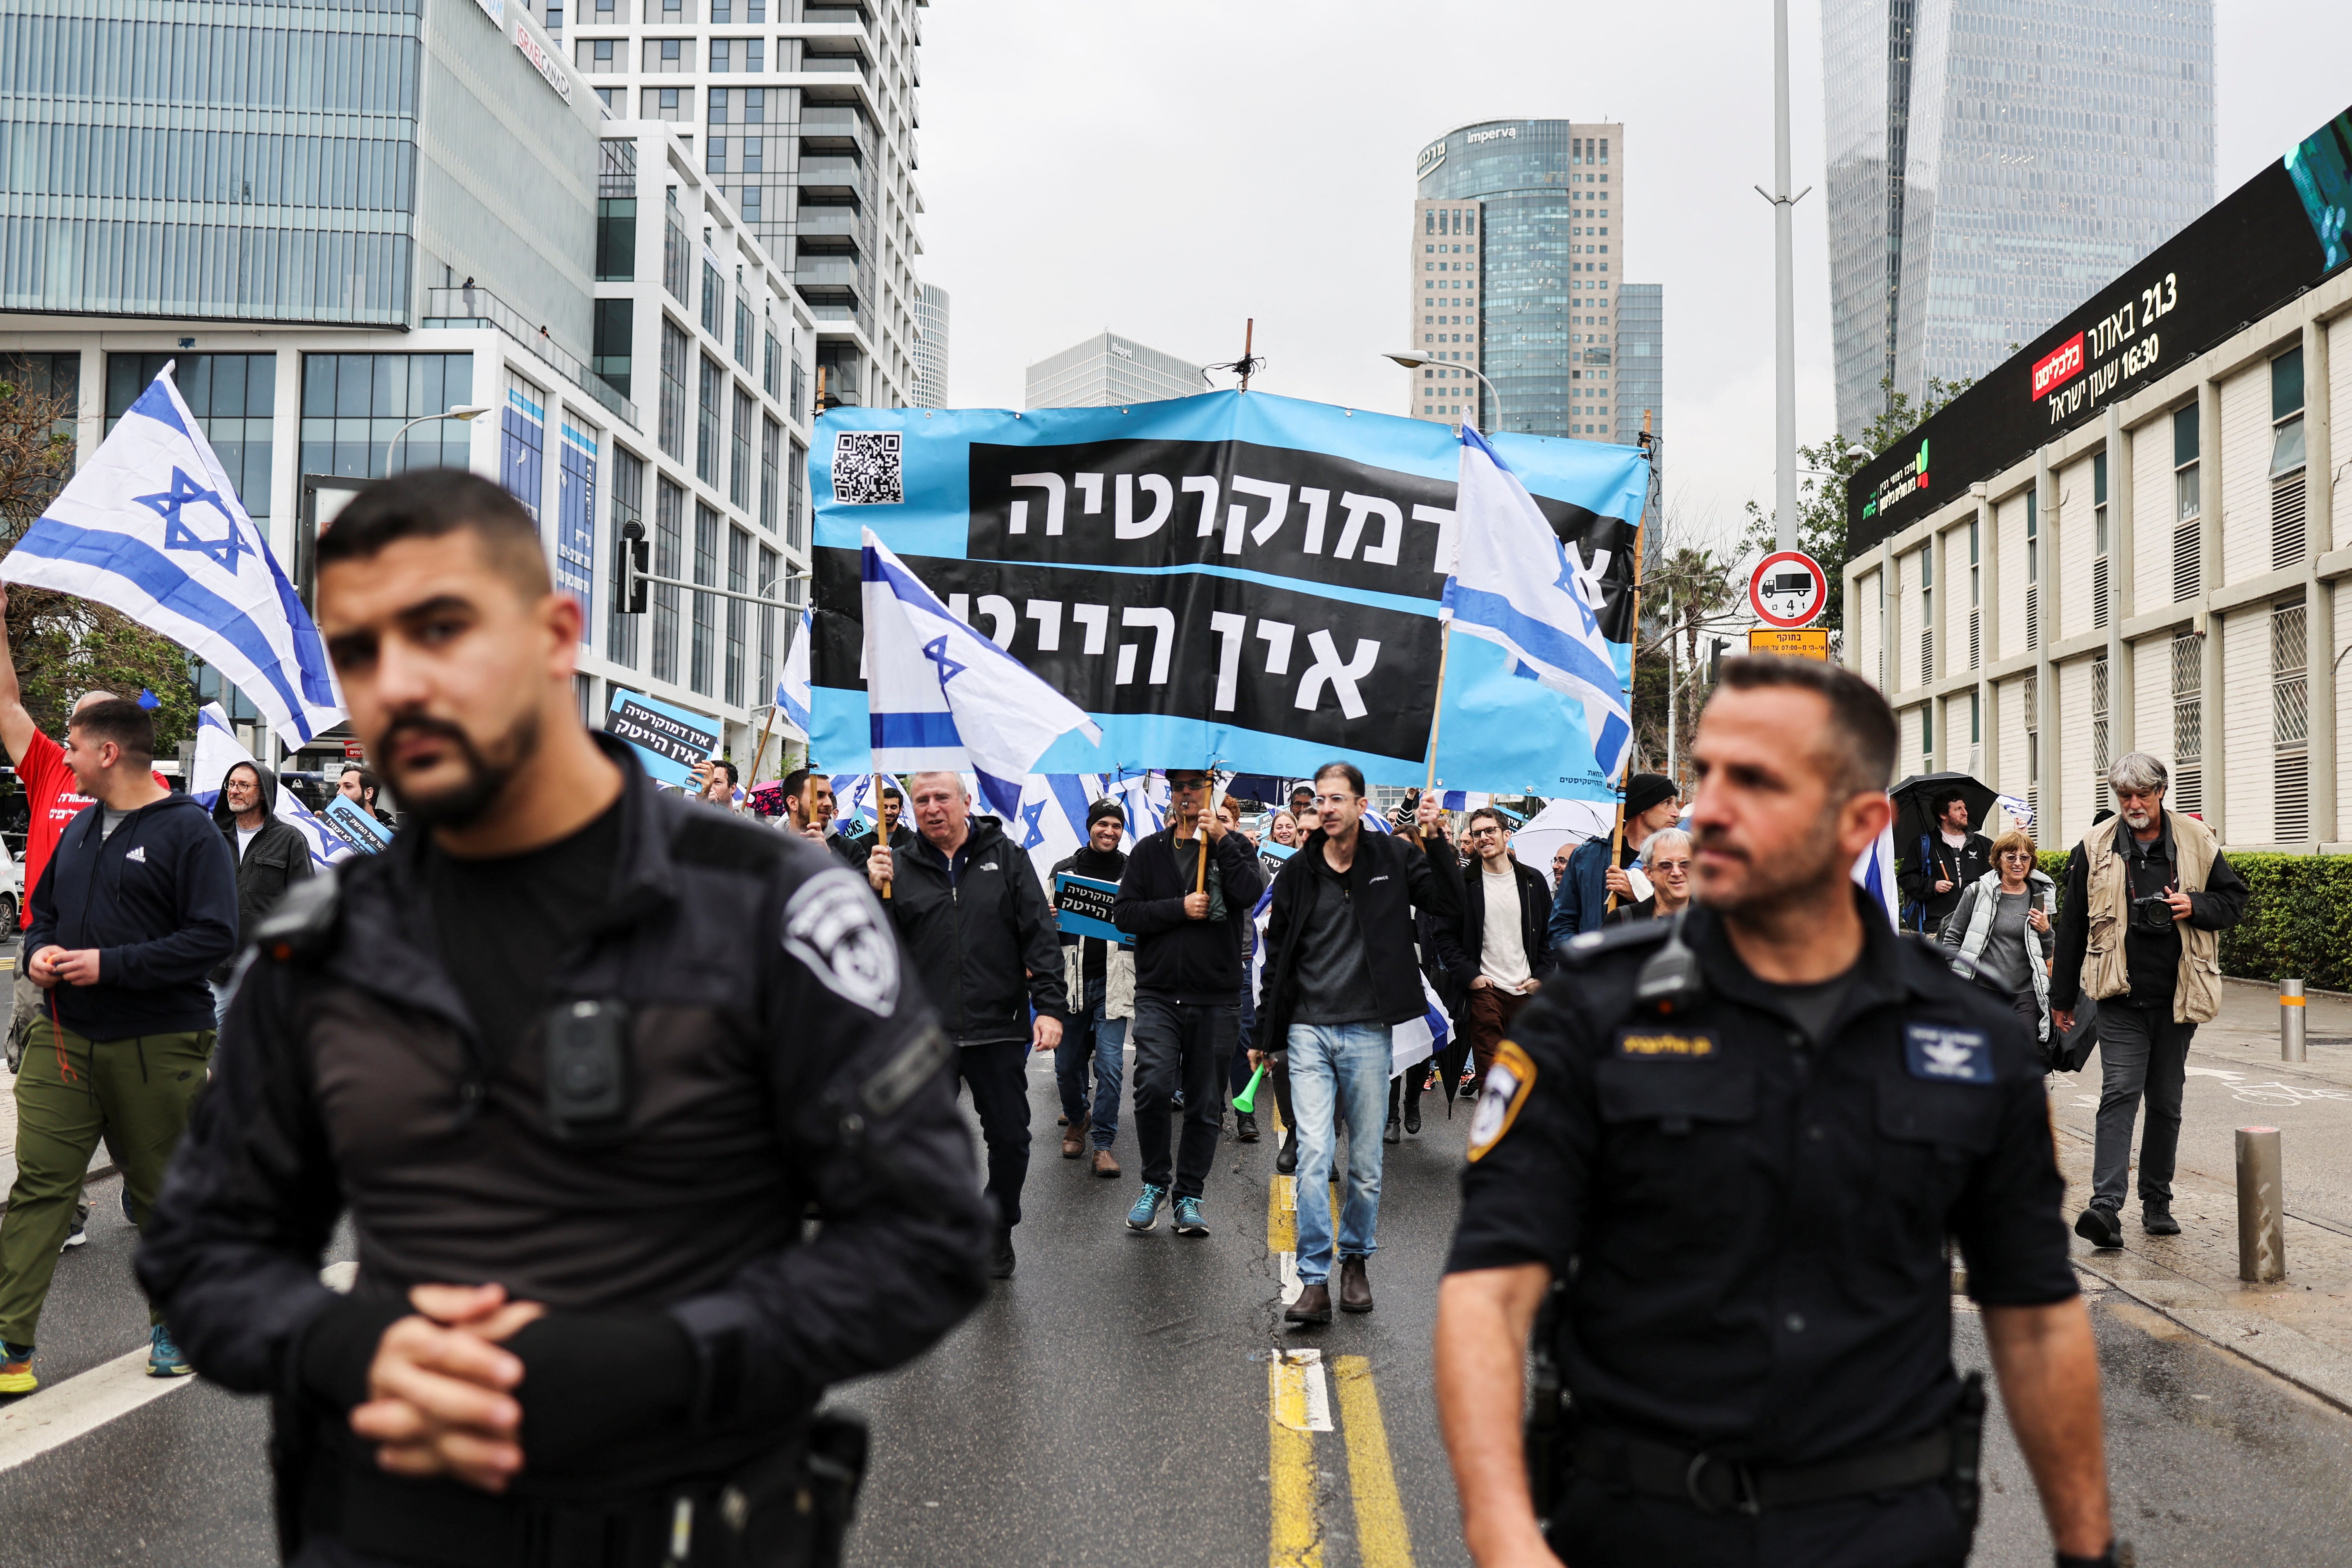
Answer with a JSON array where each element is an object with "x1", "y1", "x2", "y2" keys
[
  {"x1": 1289, "y1": 783, "x2": 1314, "y2": 821},
  {"x1": 1898, "y1": 787, "x2": 1993, "y2": 935},
  {"x1": 1548, "y1": 772, "x2": 1680, "y2": 943},
  {"x1": 1550, "y1": 843, "x2": 1571, "y2": 889},
  {"x1": 1390, "y1": 809, "x2": 1469, "y2": 1142},
  {"x1": 337, "y1": 762, "x2": 394, "y2": 824},
  {"x1": 1938, "y1": 829, "x2": 2056, "y2": 1049},
  {"x1": 782, "y1": 766, "x2": 866, "y2": 867},
  {"x1": 869, "y1": 771, "x2": 1066, "y2": 1276},
  {"x1": 1453, "y1": 807, "x2": 1549, "y2": 1080},
  {"x1": 2051, "y1": 753, "x2": 2248, "y2": 1248},
  {"x1": 693, "y1": 758, "x2": 739, "y2": 808},
  {"x1": 1113, "y1": 769, "x2": 1266, "y2": 1238},
  {"x1": 1049, "y1": 799, "x2": 1130, "y2": 1178},
  {"x1": 1437, "y1": 656, "x2": 2109, "y2": 1568},
  {"x1": 207, "y1": 760, "x2": 316, "y2": 1024},
  {"x1": 1258, "y1": 766, "x2": 1462, "y2": 1322},
  {"x1": 1606, "y1": 826, "x2": 1694, "y2": 923},
  {"x1": 3, "y1": 698, "x2": 236, "y2": 1391},
  {"x1": 139, "y1": 469, "x2": 989, "y2": 1560},
  {"x1": 1268, "y1": 810, "x2": 1299, "y2": 848},
  {"x1": 848, "y1": 782, "x2": 906, "y2": 861}
]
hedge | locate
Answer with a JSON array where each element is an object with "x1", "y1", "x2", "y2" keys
[{"x1": 2028, "y1": 849, "x2": 2352, "y2": 993}]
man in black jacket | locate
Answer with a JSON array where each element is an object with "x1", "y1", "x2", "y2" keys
[
  {"x1": 2, "y1": 698, "x2": 237, "y2": 1392},
  {"x1": 867, "y1": 771, "x2": 1066, "y2": 1278},
  {"x1": 138, "y1": 470, "x2": 989, "y2": 1566},
  {"x1": 1896, "y1": 788, "x2": 1992, "y2": 933},
  {"x1": 209, "y1": 760, "x2": 317, "y2": 1024},
  {"x1": 1048, "y1": 799, "x2": 1129, "y2": 1178},
  {"x1": 1259, "y1": 764, "x2": 1462, "y2": 1323},
  {"x1": 1112, "y1": 769, "x2": 1265, "y2": 1239}
]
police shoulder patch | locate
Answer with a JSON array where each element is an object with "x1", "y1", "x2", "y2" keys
[
  {"x1": 1904, "y1": 1022, "x2": 1994, "y2": 1084},
  {"x1": 782, "y1": 867, "x2": 900, "y2": 1016},
  {"x1": 1467, "y1": 1039, "x2": 1539, "y2": 1162}
]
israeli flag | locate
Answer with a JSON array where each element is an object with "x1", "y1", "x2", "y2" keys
[
  {"x1": 861, "y1": 528, "x2": 1100, "y2": 818},
  {"x1": 189, "y1": 704, "x2": 356, "y2": 870},
  {"x1": 775, "y1": 608, "x2": 813, "y2": 741},
  {"x1": 1853, "y1": 822, "x2": 1898, "y2": 929},
  {"x1": 1109, "y1": 769, "x2": 1168, "y2": 838},
  {"x1": 1441, "y1": 423, "x2": 1633, "y2": 786},
  {"x1": 1, "y1": 365, "x2": 342, "y2": 748}
]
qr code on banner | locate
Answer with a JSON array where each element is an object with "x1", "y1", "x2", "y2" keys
[{"x1": 832, "y1": 430, "x2": 903, "y2": 505}]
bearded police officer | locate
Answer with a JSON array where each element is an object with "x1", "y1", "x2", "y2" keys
[
  {"x1": 138, "y1": 471, "x2": 991, "y2": 1568},
  {"x1": 1435, "y1": 657, "x2": 2117, "y2": 1568}
]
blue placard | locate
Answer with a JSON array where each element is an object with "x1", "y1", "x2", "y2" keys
[
  {"x1": 604, "y1": 688, "x2": 722, "y2": 789},
  {"x1": 1054, "y1": 872, "x2": 1132, "y2": 947},
  {"x1": 321, "y1": 794, "x2": 393, "y2": 854}
]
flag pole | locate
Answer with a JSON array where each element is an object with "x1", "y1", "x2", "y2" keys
[
  {"x1": 1605, "y1": 411, "x2": 1659, "y2": 916},
  {"x1": 745, "y1": 704, "x2": 780, "y2": 802},
  {"x1": 1418, "y1": 626, "x2": 1453, "y2": 844},
  {"x1": 876, "y1": 767, "x2": 892, "y2": 899}
]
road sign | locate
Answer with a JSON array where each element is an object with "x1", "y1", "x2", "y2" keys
[
  {"x1": 1747, "y1": 627, "x2": 1830, "y2": 661},
  {"x1": 1749, "y1": 550, "x2": 1828, "y2": 628},
  {"x1": 342, "y1": 740, "x2": 366, "y2": 760}
]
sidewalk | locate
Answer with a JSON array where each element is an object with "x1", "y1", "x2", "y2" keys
[{"x1": 2045, "y1": 975, "x2": 2352, "y2": 1413}]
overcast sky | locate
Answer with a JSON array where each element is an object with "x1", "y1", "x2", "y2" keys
[{"x1": 917, "y1": 2, "x2": 2352, "y2": 549}]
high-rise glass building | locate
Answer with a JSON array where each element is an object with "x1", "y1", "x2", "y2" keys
[
  {"x1": 1823, "y1": 0, "x2": 2214, "y2": 436},
  {"x1": 914, "y1": 281, "x2": 949, "y2": 408},
  {"x1": 1410, "y1": 119, "x2": 1653, "y2": 445},
  {"x1": 1025, "y1": 332, "x2": 1203, "y2": 408}
]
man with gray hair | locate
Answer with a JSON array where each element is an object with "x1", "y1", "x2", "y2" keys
[{"x1": 2050, "y1": 751, "x2": 2247, "y2": 1249}]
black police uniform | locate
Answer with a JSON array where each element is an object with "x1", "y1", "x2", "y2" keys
[
  {"x1": 1448, "y1": 890, "x2": 2076, "y2": 1567},
  {"x1": 136, "y1": 738, "x2": 993, "y2": 1568}
]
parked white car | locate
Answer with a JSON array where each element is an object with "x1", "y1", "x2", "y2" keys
[{"x1": 0, "y1": 834, "x2": 20, "y2": 932}]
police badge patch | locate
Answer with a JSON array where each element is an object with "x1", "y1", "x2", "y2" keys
[
  {"x1": 783, "y1": 869, "x2": 900, "y2": 1015},
  {"x1": 1467, "y1": 1040, "x2": 1538, "y2": 1162}
]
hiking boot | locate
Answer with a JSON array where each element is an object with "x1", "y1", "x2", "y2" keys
[
  {"x1": 148, "y1": 1325, "x2": 193, "y2": 1378},
  {"x1": 1062, "y1": 1117, "x2": 1087, "y2": 1159},
  {"x1": 1091, "y1": 1147, "x2": 1121, "y2": 1179},
  {"x1": 0, "y1": 1344, "x2": 34, "y2": 1396},
  {"x1": 1339, "y1": 1256, "x2": 1374, "y2": 1314},
  {"x1": 2073, "y1": 1205, "x2": 2123, "y2": 1249},
  {"x1": 1127, "y1": 1182, "x2": 1168, "y2": 1232},
  {"x1": 1286, "y1": 1284, "x2": 1333, "y2": 1325},
  {"x1": 2142, "y1": 1202, "x2": 2181, "y2": 1237},
  {"x1": 1276, "y1": 1133, "x2": 1298, "y2": 1176},
  {"x1": 1235, "y1": 1111, "x2": 1260, "y2": 1143},
  {"x1": 1172, "y1": 1196, "x2": 1209, "y2": 1237}
]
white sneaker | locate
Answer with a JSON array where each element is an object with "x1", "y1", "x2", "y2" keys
[{"x1": 60, "y1": 1225, "x2": 87, "y2": 1252}]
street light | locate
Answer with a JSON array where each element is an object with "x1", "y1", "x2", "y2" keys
[
  {"x1": 1382, "y1": 350, "x2": 1498, "y2": 425},
  {"x1": 387, "y1": 403, "x2": 492, "y2": 474}
]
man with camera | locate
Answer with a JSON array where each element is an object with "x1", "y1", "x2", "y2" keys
[
  {"x1": 139, "y1": 471, "x2": 991, "y2": 1568},
  {"x1": 2050, "y1": 753, "x2": 2247, "y2": 1249}
]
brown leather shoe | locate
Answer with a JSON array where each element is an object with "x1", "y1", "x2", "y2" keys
[
  {"x1": 1285, "y1": 1283, "x2": 1333, "y2": 1325},
  {"x1": 1338, "y1": 1256, "x2": 1373, "y2": 1314},
  {"x1": 1061, "y1": 1118, "x2": 1087, "y2": 1159},
  {"x1": 1091, "y1": 1147, "x2": 1121, "y2": 1179}
]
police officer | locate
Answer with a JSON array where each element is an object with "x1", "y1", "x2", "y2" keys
[
  {"x1": 137, "y1": 470, "x2": 992, "y2": 1568},
  {"x1": 1435, "y1": 656, "x2": 2119, "y2": 1568}
]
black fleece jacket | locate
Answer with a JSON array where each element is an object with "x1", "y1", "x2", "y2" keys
[
  {"x1": 27, "y1": 789, "x2": 237, "y2": 1040},
  {"x1": 1114, "y1": 825, "x2": 1265, "y2": 1003},
  {"x1": 882, "y1": 815, "x2": 1068, "y2": 1043},
  {"x1": 1259, "y1": 826, "x2": 1464, "y2": 1048}
]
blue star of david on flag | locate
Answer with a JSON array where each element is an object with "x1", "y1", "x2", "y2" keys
[
  {"x1": 1018, "y1": 797, "x2": 1049, "y2": 851},
  {"x1": 922, "y1": 633, "x2": 967, "y2": 690},
  {"x1": 137, "y1": 467, "x2": 255, "y2": 575}
]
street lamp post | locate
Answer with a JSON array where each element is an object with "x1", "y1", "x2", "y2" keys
[
  {"x1": 386, "y1": 403, "x2": 493, "y2": 474},
  {"x1": 1382, "y1": 351, "x2": 1499, "y2": 426}
]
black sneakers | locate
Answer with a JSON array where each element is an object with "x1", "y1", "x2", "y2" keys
[
  {"x1": 2142, "y1": 1203, "x2": 2181, "y2": 1236},
  {"x1": 1235, "y1": 1111, "x2": 1259, "y2": 1143},
  {"x1": 989, "y1": 1227, "x2": 1016, "y2": 1279},
  {"x1": 2073, "y1": 1205, "x2": 2123, "y2": 1249}
]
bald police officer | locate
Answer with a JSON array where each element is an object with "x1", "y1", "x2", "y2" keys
[
  {"x1": 1436, "y1": 657, "x2": 2118, "y2": 1568},
  {"x1": 138, "y1": 471, "x2": 991, "y2": 1568}
]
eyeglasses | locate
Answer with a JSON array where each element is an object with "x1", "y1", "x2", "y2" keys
[{"x1": 1312, "y1": 792, "x2": 1357, "y2": 807}]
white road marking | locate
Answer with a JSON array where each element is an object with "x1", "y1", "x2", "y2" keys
[
  {"x1": 1272, "y1": 1347, "x2": 1333, "y2": 1432},
  {"x1": 2185, "y1": 1066, "x2": 2246, "y2": 1081},
  {"x1": 0, "y1": 1348, "x2": 191, "y2": 1472},
  {"x1": 1279, "y1": 1250, "x2": 1303, "y2": 1305}
]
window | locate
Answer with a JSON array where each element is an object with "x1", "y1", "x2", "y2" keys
[
  {"x1": 498, "y1": 374, "x2": 545, "y2": 525},
  {"x1": 595, "y1": 142, "x2": 637, "y2": 281},
  {"x1": 787, "y1": 437, "x2": 807, "y2": 549},
  {"x1": 757, "y1": 544, "x2": 779, "y2": 702},
  {"x1": 577, "y1": 38, "x2": 615, "y2": 71},
  {"x1": 746, "y1": 38, "x2": 764, "y2": 71},
  {"x1": 107, "y1": 353, "x2": 271, "y2": 518},
  {"x1": 2091, "y1": 452, "x2": 2109, "y2": 631},
  {"x1": 662, "y1": 201, "x2": 690, "y2": 302},
  {"x1": 2023, "y1": 673, "x2": 2039, "y2": 823},
  {"x1": 592, "y1": 298, "x2": 633, "y2": 398},
  {"x1": 648, "y1": 38, "x2": 686, "y2": 71},
  {"x1": 726, "y1": 526, "x2": 750, "y2": 706},
  {"x1": 759, "y1": 415, "x2": 780, "y2": 531},
  {"x1": 735, "y1": 291, "x2": 753, "y2": 367},
  {"x1": 706, "y1": 137, "x2": 728, "y2": 175},
  {"x1": 697, "y1": 357, "x2": 721, "y2": 483},
  {"x1": 643, "y1": 86, "x2": 691, "y2": 120},
  {"x1": 297, "y1": 352, "x2": 472, "y2": 482},
  {"x1": 2024, "y1": 489, "x2": 2040, "y2": 648},
  {"x1": 1967, "y1": 519, "x2": 1980, "y2": 670},
  {"x1": 2272, "y1": 347, "x2": 2308, "y2": 571},
  {"x1": 652, "y1": 478, "x2": 684, "y2": 684},
  {"x1": 789, "y1": 358, "x2": 806, "y2": 425},
  {"x1": 657, "y1": 319, "x2": 689, "y2": 459},
  {"x1": 711, "y1": 0, "x2": 729, "y2": 17},
  {"x1": 607, "y1": 446, "x2": 644, "y2": 670},
  {"x1": 2172, "y1": 403, "x2": 2201, "y2": 602},
  {"x1": 1918, "y1": 546, "x2": 1933, "y2": 683},
  {"x1": 730, "y1": 385, "x2": 753, "y2": 509},
  {"x1": 2274, "y1": 594, "x2": 2309, "y2": 841},
  {"x1": 691, "y1": 502, "x2": 720, "y2": 695},
  {"x1": 2089, "y1": 652, "x2": 2110, "y2": 791},
  {"x1": 710, "y1": 38, "x2": 730, "y2": 72},
  {"x1": 762, "y1": 328, "x2": 780, "y2": 398},
  {"x1": 2170, "y1": 631, "x2": 2202, "y2": 815},
  {"x1": 701, "y1": 259, "x2": 724, "y2": 337}
]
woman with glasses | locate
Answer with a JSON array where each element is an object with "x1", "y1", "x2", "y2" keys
[{"x1": 1938, "y1": 829, "x2": 2056, "y2": 1051}]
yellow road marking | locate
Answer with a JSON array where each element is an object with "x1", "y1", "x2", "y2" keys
[
  {"x1": 1269, "y1": 1352, "x2": 1325, "y2": 1567},
  {"x1": 1333, "y1": 1357, "x2": 1414, "y2": 1568}
]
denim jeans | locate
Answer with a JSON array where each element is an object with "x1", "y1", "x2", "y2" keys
[
  {"x1": 1054, "y1": 972, "x2": 1126, "y2": 1151},
  {"x1": 2091, "y1": 1003, "x2": 2195, "y2": 1211},
  {"x1": 1286, "y1": 1020, "x2": 1390, "y2": 1286},
  {"x1": 1130, "y1": 994, "x2": 1236, "y2": 1199}
]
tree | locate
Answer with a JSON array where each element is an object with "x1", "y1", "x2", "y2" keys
[
  {"x1": 0, "y1": 365, "x2": 200, "y2": 753},
  {"x1": 1740, "y1": 374, "x2": 1976, "y2": 642},
  {"x1": 1628, "y1": 536, "x2": 1749, "y2": 786}
]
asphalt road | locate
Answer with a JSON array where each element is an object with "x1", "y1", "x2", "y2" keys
[{"x1": 2, "y1": 1055, "x2": 2351, "y2": 1566}]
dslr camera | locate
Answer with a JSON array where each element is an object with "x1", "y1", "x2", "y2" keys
[{"x1": 2130, "y1": 892, "x2": 2178, "y2": 931}]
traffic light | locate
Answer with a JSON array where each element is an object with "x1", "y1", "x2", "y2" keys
[{"x1": 617, "y1": 521, "x2": 649, "y2": 614}]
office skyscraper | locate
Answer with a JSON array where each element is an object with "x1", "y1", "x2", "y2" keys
[
  {"x1": 556, "y1": 0, "x2": 929, "y2": 413},
  {"x1": 1410, "y1": 120, "x2": 1654, "y2": 444},
  {"x1": 1025, "y1": 333, "x2": 1203, "y2": 408},
  {"x1": 914, "y1": 281, "x2": 949, "y2": 408},
  {"x1": 1824, "y1": 0, "x2": 2214, "y2": 436}
]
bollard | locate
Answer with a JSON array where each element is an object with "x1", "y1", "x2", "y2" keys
[
  {"x1": 2236, "y1": 1126, "x2": 2286, "y2": 1283},
  {"x1": 2282, "y1": 978, "x2": 2307, "y2": 1063}
]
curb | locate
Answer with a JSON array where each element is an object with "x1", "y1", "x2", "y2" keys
[{"x1": 2068, "y1": 1251, "x2": 2352, "y2": 1418}]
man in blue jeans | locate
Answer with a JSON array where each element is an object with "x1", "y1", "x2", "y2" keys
[
  {"x1": 1258, "y1": 764, "x2": 1461, "y2": 1323},
  {"x1": 1050, "y1": 798, "x2": 1131, "y2": 1178}
]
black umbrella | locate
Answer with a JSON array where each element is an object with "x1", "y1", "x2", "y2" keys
[{"x1": 1887, "y1": 771, "x2": 2000, "y2": 867}]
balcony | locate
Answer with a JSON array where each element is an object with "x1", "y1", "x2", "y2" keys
[
  {"x1": 419, "y1": 285, "x2": 641, "y2": 430},
  {"x1": 794, "y1": 259, "x2": 866, "y2": 292},
  {"x1": 793, "y1": 206, "x2": 866, "y2": 247},
  {"x1": 797, "y1": 105, "x2": 870, "y2": 154},
  {"x1": 797, "y1": 156, "x2": 865, "y2": 200}
]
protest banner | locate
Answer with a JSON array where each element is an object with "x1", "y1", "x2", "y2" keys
[
  {"x1": 605, "y1": 688, "x2": 720, "y2": 788},
  {"x1": 1052, "y1": 872, "x2": 1132, "y2": 947},
  {"x1": 806, "y1": 390, "x2": 1648, "y2": 801},
  {"x1": 323, "y1": 795, "x2": 393, "y2": 854}
]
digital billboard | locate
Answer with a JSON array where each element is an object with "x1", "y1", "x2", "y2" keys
[{"x1": 1847, "y1": 106, "x2": 2352, "y2": 557}]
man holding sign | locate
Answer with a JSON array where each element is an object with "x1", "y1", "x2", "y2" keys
[{"x1": 1049, "y1": 799, "x2": 1131, "y2": 1178}]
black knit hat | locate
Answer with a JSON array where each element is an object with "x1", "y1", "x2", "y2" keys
[
  {"x1": 1085, "y1": 797, "x2": 1126, "y2": 828},
  {"x1": 1623, "y1": 772, "x2": 1677, "y2": 819}
]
